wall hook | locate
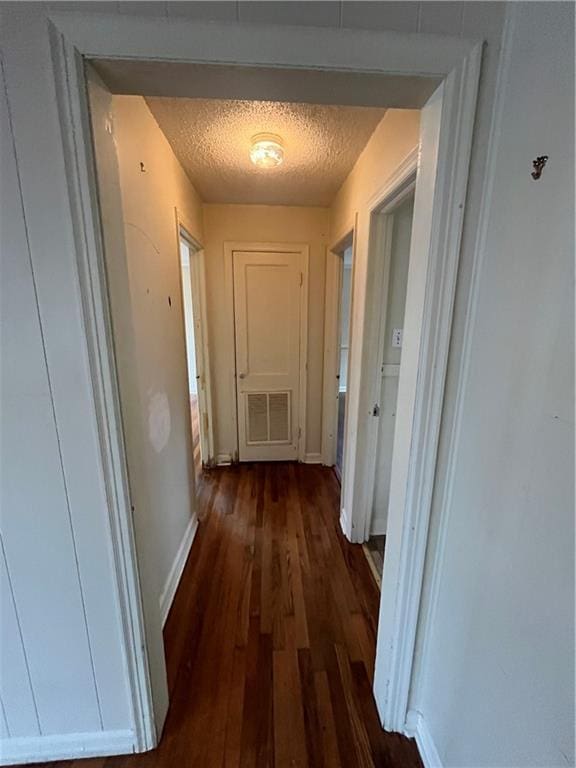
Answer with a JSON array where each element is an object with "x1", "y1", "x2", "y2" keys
[{"x1": 531, "y1": 155, "x2": 548, "y2": 180}]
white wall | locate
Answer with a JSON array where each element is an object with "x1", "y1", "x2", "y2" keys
[
  {"x1": 410, "y1": 4, "x2": 574, "y2": 767},
  {"x1": 202, "y1": 203, "x2": 330, "y2": 461}
]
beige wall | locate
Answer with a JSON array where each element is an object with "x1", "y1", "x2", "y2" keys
[
  {"x1": 90, "y1": 86, "x2": 204, "y2": 647},
  {"x1": 330, "y1": 109, "x2": 421, "y2": 245},
  {"x1": 323, "y1": 108, "x2": 420, "y2": 468},
  {"x1": 202, "y1": 204, "x2": 330, "y2": 460}
]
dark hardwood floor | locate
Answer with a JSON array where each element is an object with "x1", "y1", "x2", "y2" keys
[{"x1": 29, "y1": 463, "x2": 422, "y2": 768}]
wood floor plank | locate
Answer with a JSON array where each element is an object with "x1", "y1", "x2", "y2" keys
[
  {"x1": 298, "y1": 648, "x2": 324, "y2": 768},
  {"x1": 334, "y1": 644, "x2": 374, "y2": 768},
  {"x1": 26, "y1": 464, "x2": 422, "y2": 768},
  {"x1": 224, "y1": 647, "x2": 247, "y2": 768},
  {"x1": 313, "y1": 669, "x2": 342, "y2": 768},
  {"x1": 272, "y1": 646, "x2": 308, "y2": 768},
  {"x1": 240, "y1": 619, "x2": 274, "y2": 768}
]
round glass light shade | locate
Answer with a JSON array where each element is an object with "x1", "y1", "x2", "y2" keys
[{"x1": 250, "y1": 133, "x2": 284, "y2": 168}]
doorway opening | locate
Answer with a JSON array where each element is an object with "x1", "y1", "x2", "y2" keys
[
  {"x1": 335, "y1": 241, "x2": 354, "y2": 481},
  {"x1": 58, "y1": 21, "x2": 482, "y2": 751},
  {"x1": 178, "y1": 230, "x2": 212, "y2": 484},
  {"x1": 363, "y1": 186, "x2": 415, "y2": 585}
]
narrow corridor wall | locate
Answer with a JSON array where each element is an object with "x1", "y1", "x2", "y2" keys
[
  {"x1": 202, "y1": 203, "x2": 330, "y2": 462},
  {"x1": 88, "y1": 81, "x2": 205, "y2": 728},
  {"x1": 90, "y1": 89, "x2": 204, "y2": 614}
]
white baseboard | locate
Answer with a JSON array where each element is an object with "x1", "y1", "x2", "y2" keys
[
  {"x1": 159, "y1": 514, "x2": 198, "y2": 627},
  {"x1": 303, "y1": 452, "x2": 322, "y2": 464},
  {"x1": 0, "y1": 728, "x2": 135, "y2": 766},
  {"x1": 408, "y1": 711, "x2": 443, "y2": 768},
  {"x1": 216, "y1": 453, "x2": 232, "y2": 466}
]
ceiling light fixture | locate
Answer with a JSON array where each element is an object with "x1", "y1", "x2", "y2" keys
[{"x1": 250, "y1": 133, "x2": 284, "y2": 168}]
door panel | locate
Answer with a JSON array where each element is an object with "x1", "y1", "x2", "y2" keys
[
  {"x1": 233, "y1": 250, "x2": 302, "y2": 461},
  {"x1": 371, "y1": 192, "x2": 414, "y2": 534}
]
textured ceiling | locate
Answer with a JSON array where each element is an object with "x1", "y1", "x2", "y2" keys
[{"x1": 145, "y1": 97, "x2": 386, "y2": 206}]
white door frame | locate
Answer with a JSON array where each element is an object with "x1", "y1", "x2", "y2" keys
[
  {"x1": 321, "y1": 230, "x2": 355, "y2": 472},
  {"x1": 355, "y1": 155, "x2": 418, "y2": 543},
  {"x1": 176, "y1": 219, "x2": 215, "y2": 468},
  {"x1": 224, "y1": 242, "x2": 309, "y2": 463},
  {"x1": 42, "y1": 10, "x2": 483, "y2": 748}
]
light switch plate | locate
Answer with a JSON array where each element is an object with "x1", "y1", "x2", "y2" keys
[{"x1": 392, "y1": 328, "x2": 403, "y2": 348}]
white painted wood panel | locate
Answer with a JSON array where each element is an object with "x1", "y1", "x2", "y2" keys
[
  {"x1": 0, "y1": 70, "x2": 101, "y2": 735},
  {"x1": 0, "y1": 700, "x2": 9, "y2": 740},
  {"x1": 0, "y1": 545, "x2": 39, "y2": 738},
  {"x1": 2, "y1": 14, "x2": 132, "y2": 733}
]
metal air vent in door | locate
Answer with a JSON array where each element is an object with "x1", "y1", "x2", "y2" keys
[
  {"x1": 246, "y1": 391, "x2": 291, "y2": 444},
  {"x1": 269, "y1": 392, "x2": 290, "y2": 441}
]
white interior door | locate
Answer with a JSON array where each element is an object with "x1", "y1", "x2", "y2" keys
[{"x1": 233, "y1": 249, "x2": 304, "y2": 461}]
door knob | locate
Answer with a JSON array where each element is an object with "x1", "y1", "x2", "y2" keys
[{"x1": 238, "y1": 372, "x2": 246, "y2": 379}]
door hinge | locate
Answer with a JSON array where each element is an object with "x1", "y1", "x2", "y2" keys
[
  {"x1": 298, "y1": 426, "x2": 302, "y2": 438},
  {"x1": 372, "y1": 403, "x2": 380, "y2": 417},
  {"x1": 300, "y1": 272, "x2": 303, "y2": 287}
]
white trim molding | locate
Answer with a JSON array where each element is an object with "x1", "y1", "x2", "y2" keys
[
  {"x1": 303, "y1": 453, "x2": 322, "y2": 464},
  {"x1": 0, "y1": 729, "x2": 135, "y2": 767},
  {"x1": 406, "y1": 6, "x2": 518, "y2": 733},
  {"x1": 47, "y1": 24, "x2": 157, "y2": 751},
  {"x1": 159, "y1": 515, "x2": 198, "y2": 628},
  {"x1": 405, "y1": 711, "x2": 443, "y2": 768},
  {"x1": 321, "y1": 228, "x2": 354, "y2": 469},
  {"x1": 371, "y1": 45, "x2": 483, "y2": 734}
]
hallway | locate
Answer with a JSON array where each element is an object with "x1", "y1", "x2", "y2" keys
[{"x1": 32, "y1": 464, "x2": 421, "y2": 768}]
